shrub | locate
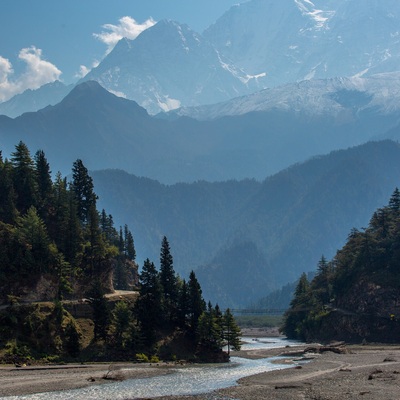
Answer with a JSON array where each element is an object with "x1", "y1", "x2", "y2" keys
[{"x1": 135, "y1": 353, "x2": 149, "y2": 363}]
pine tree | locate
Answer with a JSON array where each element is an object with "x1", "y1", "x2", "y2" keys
[
  {"x1": 222, "y1": 308, "x2": 241, "y2": 355},
  {"x1": 71, "y1": 159, "x2": 97, "y2": 224},
  {"x1": 177, "y1": 279, "x2": 189, "y2": 328},
  {"x1": 134, "y1": 259, "x2": 163, "y2": 346},
  {"x1": 187, "y1": 271, "x2": 206, "y2": 334},
  {"x1": 0, "y1": 158, "x2": 17, "y2": 224},
  {"x1": 84, "y1": 203, "x2": 106, "y2": 275},
  {"x1": 34, "y1": 150, "x2": 53, "y2": 222},
  {"x1": 282, "y1": 272, "x2": 311, "y2": 339},
  {"x1": 159, "y1": 236, "x2": 178, "y2": 323},
  {"x1": 11, "y1": 141, "x2": 37, "y2": 214},
  {"x1": 197, "y1": 305, "x2": 223, "y2": 352},
  {"x1": 389, "y1": 187, "x2": 400, "y2": 213},
  {"x1": 100, "y1": 210, "x2": 118, "y2": 244},
  {"x1": 87, "y1": 281, "x2": 110, "y2": 341},
  {"x1": 124, "y1": 225, "x2": 136, "y2": 261},
  {"x1": 64, "y1": 321, "x2": 81, "y2": 357},
  {"x1": 17, "y1": 206, "x2": 51, "y2": 275},
  {"x1": 113, "y1": 301, "x2": 132, "y2": 348}
]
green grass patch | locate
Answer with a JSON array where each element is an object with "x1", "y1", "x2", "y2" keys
[{"x1": 234, "y1": 315, "x2": 283, "y2": 328}]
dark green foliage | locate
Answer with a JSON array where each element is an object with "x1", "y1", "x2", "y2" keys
[
  {"x1": 64, "y1": 321, "x2": 81, "y2": 358},
  {"x1": 0, "y1": 142, "x2": 239, "y2": 361},
  {"x1": 11, "y1": 141, "x2": 37, "y2": 214},
  {"x1": 112, "y1": 301, "x2": 132, "y2": 348},
  {"x1": 124, "y1": 225, "x2": 136, "y2": 261},
  {"x1": 197, "y1": 304, "x2": 223, "y2": 352},
  {"x1": 187, "y1": 271, "x2": 206, "y2": 334},
  {"x1": 282, "y1": 273, "x2": 313, "y2": 340},
  {"x1": 92, "y1": 140, "x2": 400, "y2": 308},
  {"x1": 87, "y1": 282, "x2": 110, "y2": 341},
  {"x1": 160, "y1": 236, "x2": 178, "y2": 323},
  {"x1": 282, "y1": 188, "x2": 400, "y2": 343},
  {"x1": 0, "y1": 142, "x2": 137, "y2": 304},
  {"x1": 34, "y1": 150, "x2": 53, "y2": 221},
  {"x1": 0, "y1": 157, "x2": 17, "y2": 224},
  {"x1": 71, "y1": 159, "x2": 97, "y2": 225},
  {"x1": 177, "y1": 279, "x2": 189, "y2": 328},
  {"x1": 134, "y1": 258, "x2": 163, "y2": 347},
  {"x1": 222, "y1": 308, "x2": 241, "y2": 355}
]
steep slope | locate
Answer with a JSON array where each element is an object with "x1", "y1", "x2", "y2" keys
[
  {"x1": 283, "y1": 188, "x2": 400, "y2": 343},
  {"x1": 196, "y1": 141, "x2": 400, "y2": 306},
  {"x1": 204, "y1": 0, "x2": 400, "y2": 87},
  {"x1": 0, "y1": 81, "x2": 170, "y2": 176},
  {"x1": 0, "y1": 81, "x2": 73, "y2": 118},
  {"x1": 91, "y1": 171, "x2": 261, "y2": 273},
  {"x1": 81, "y1": 20, "x2": 261, "y2": 114},
  {"x1": 92, "y1": 141, "x2": 400, "y2": 307}
]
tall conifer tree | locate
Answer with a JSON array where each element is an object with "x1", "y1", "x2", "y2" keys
[
  {"x1": 160, "y1": 236, "x2": 178, "y2": 322},
  {"x1": 71, "y1": 159, "x2": 97, "y2": 224},
  {"x1": 11, "y1": 141, "x2": 37, "y2": 214}
]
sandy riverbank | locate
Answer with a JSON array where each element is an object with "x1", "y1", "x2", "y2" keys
[
  {"x1": 159, "y1": 344, "x2": 400, "y2": 400},
  {"x1": 1, "y1": 342, "x2": 400, "y2": 399},
  {"x1": 0, "y1": 362, "x2": 173, "y2": 397}
]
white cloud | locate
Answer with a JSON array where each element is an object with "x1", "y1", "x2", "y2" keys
[
  {"x1": 94, "y1": 16, "x2": 156, "y2": 54},
  {"x1": 0, "y1": 56, "x2": 13, "y2": 84},
  {"x1": 76, "y1": 16, "x2": 156, "y2": 79},
  {"x1": 75, "y1": 60, "x2": 99, "y2": 79},
  {"x1": 0, "y1": 46, "x2": 62, "y2": 102}
]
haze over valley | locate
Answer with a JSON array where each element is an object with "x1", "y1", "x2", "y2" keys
[{"x1": 2, "y1": 0, "x2": 400, "y2": 310}]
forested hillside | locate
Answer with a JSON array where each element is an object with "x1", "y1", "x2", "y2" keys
[
  {"x1": 282, "y1": 189, "x2": 400, "y2": 343},
  {"x1": 0, "y1": 142, "x2": 240, "y2": 363},
  {"x1": 0, "y1": 141, "x2": 137, "y2": 303},
  {"x1": 92, "y1": 140, "x2": 400, "y2": 307}
]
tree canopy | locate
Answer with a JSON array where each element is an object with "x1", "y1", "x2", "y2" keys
[{"x1": 282, "y1": 188, "x2": 400, "y2": 343}]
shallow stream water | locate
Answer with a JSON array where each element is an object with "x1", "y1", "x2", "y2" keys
[{"x1": 9, "y1": 337, "x2": 303, "y2": 400}]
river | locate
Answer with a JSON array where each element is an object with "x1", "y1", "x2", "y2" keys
[{"x1": 8, "y1": 337, "x2": 303, "y2": 400}]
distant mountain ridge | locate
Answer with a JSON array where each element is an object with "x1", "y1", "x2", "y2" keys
[
  {"x1": 3, "y1": 1, "x2": 400, "y2": 117},
  {"x1": 91, "y1": 140, "x2": 400, "y2": 307},
  {"x1": 1, "y1": 80, "x2": 400, "y2": 184},
  {"x1": 0, "y1": 81, "x2": 73, "y2": 118},
  {"x1": 168, "y1": 73, "x2": 400, "y2": 120}
]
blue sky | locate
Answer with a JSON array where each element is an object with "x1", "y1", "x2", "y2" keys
[{"x1": 0, "y1": 0, "x2": 245, "y2": 102}]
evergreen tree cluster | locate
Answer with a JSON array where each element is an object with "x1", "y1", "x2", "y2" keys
[
  {"x1": 0, "y1": 143, "x2": 241, "y2": 362},
  {"x1": 0, "y1": 142, "x2": 137, "y2": 300},
  {"x1": 282, "y1": 188, "x2": 400, "y2": 343},
  {"x1": 82, "y1": 236, "x2": 241, "y2": 361},
  {"x1": 132, "y1": 236, "x2": 241, "y2": 358}
]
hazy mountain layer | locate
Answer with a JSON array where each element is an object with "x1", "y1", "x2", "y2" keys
[
  {"x1": 92, "y1": 140, "x2": 400, "y2": 307},
  {"x1": 0, "y1": 81, "x2": 73, "y2": 119},
  {"x1": 1, "y1": 80, "x2": 398, "y2": 184}
]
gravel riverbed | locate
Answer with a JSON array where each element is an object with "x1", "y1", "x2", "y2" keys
[{"x1": 1, "y1": 343, "x2": 400, "y2": 399}]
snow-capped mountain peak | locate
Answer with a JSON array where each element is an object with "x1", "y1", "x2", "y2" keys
[{"x1": 80, "y1": 19, "x2": 263, "y2": 114}]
